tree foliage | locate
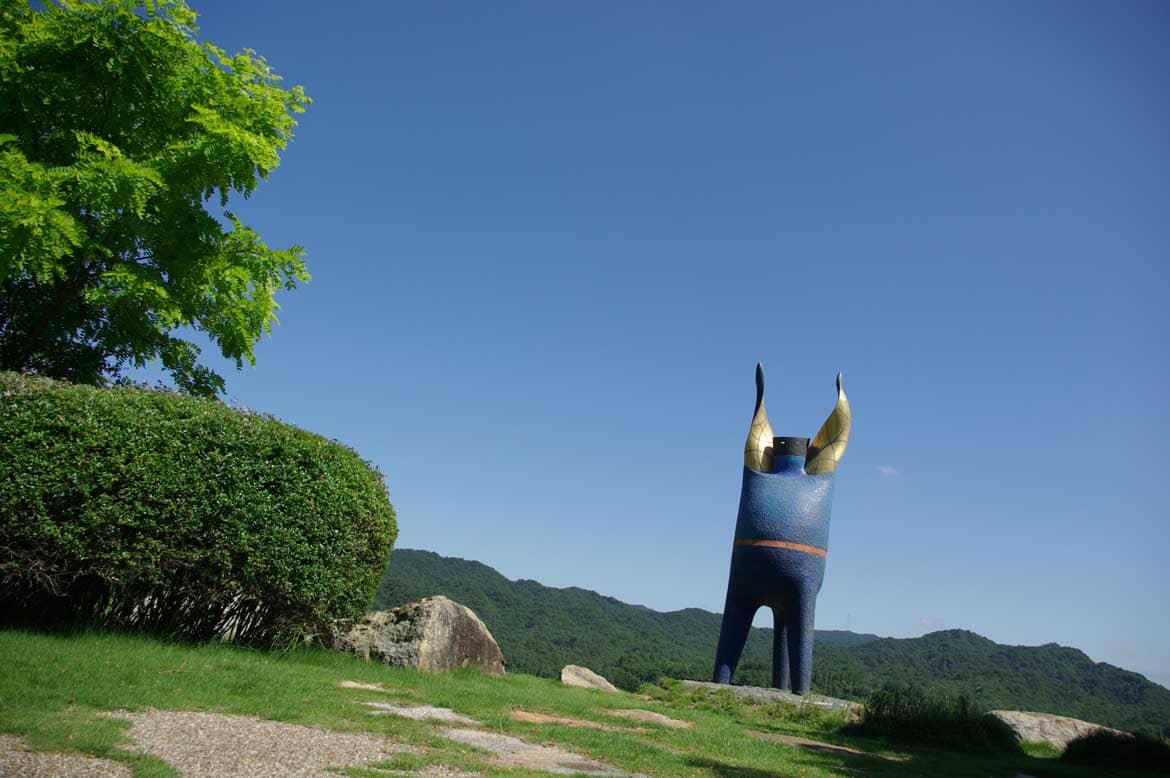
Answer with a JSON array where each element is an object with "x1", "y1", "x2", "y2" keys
[{"x1": 0, "y1": 0, "x2": 310, "y2": 396}]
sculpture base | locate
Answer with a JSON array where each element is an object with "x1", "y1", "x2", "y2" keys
[{"x1": 680, "y1": 680, "x2": 860, "y2": 716}]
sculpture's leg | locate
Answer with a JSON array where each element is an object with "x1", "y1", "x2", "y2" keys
[
  {"x1": 713, "y1": 593, "x2": 757, "y2": 684},
  {"x1": 785, "y1": 592, "x2": 817, "y2": 694},
  {"x1": 772, "y1": 608, "x2": 790, "y2": 690}
]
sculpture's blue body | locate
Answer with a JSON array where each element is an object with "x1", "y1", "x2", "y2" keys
[{"x1": 714, "y1": 451, "x2": 837, "y2": 693}]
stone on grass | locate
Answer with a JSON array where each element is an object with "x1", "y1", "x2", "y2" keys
[
  {"x1": 561, "y1": 665, "x2": 618, "y2": 692},
  {"x1": 441, "y1": 728, "x2": 637, "y2": 776},
  {"x1": 331, "y1": 596, "x2": 505, "y2": 675},
  {"x1": 339, "y1": 680, "x2": 387, "y2": 692},
  {"x1": 989, "y1": 710, "x2": 1128, "y2": 751},
  {"x1": 362, "y1": 701, "x2": 479, "y2": 726}
]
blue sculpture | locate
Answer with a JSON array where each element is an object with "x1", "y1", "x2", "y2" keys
[{"x1": 713, "y1": 364, "x2": 851, "y2": 693}]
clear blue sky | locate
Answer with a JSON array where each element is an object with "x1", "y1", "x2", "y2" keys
[{"x1": 162, "y1": 1, "x2": 1169, "y2": 685}]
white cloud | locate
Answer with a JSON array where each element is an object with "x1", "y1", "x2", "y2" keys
[{"x1": 877, "y1": 465, "x2": 900, "y2": 477}]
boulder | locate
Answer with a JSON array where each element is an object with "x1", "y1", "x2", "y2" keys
[
  {"x1": 989, "y1": 710, "x2": 1127, "y2": 751},
  {"x1": 561, "y1": 665, "x2": 618, "y2": 692},
  {"x1": 331, "y1": 596, "x2": 504, "y2": 675}
]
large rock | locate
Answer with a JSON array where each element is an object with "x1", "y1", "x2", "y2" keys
[
  {"x1": 561, "y1": 665, "x2": 618, "y2": 692},
  {"x1": 331, "y1": 596, "x2": 504, "y2": 675},
  {"x1": 990, "y1": 710, "x2": 1128, "y2": 750}
]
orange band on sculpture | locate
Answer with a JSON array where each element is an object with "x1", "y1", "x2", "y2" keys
[{"x1": 733, "y1": 539, "x2": 828, "y2": 558}]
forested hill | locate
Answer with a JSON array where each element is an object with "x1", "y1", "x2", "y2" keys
[{"x1": 375, "y1": 549, "x2": 1170, "y2": 734}]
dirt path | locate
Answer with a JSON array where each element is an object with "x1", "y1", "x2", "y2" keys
[
  {"x1": 35, "y1": 682, "x2": 649, "y2": 776},
  {"x1": 606, "y1": 709, "x2": 693, "y2": 729},
  {"x1": 0, "y1": 734, "x2": 130, "y2": 778},
  {"x1": 345, "y1": 683, "x2": 643, "y2": 776},
  {"x1": 511, "y1": 709, "x2": 641, "y2": 732},
  {"x1": 102, "y1": 709, "x2": 415, "y2": 777}
]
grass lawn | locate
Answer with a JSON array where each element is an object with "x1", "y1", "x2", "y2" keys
[{"x1": 0, "y1": 628, "x2": 1157, "y2": 777}]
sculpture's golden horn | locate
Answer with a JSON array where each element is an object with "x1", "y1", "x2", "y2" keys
[
  {"x1": 805, "y1": 373, "x2": 851, "y2": 475},
  {"x1": 744, "y1": 363, "x2": 774, "y2": 473}
]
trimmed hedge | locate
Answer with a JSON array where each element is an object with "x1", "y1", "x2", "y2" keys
[{"x1": 0, "y1": 372, "x2": 396, "y2": 645}]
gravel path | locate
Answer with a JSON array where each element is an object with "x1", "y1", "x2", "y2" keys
[
  {"x1": 101, "y1": 709, "x2": 414, "y2": 777},
  {"x1": 0, "y1": 735, "x2": 131, "y2": 778}
]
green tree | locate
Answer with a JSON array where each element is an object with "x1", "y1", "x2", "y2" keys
[{"x1": 0, "y1": 0, "x2": 310, "y2": 396}]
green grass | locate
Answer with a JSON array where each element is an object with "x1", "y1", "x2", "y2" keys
[
  {"x1": 0, "y1": 628, "x2": 1161, "y2": 777},
  {"x1": 1023, "y1": 740, "x2": 1065, "y2": 758}
]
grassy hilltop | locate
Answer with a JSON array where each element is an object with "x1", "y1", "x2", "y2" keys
[
  {"x1": 376, "y1": 549, "x2": 1170, "y2": 735},
  {"x1": 3, "y1": 628, "x2": 1162, "y2": 778}
]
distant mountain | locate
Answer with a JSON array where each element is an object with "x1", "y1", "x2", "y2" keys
[
  {"x1": 815, "y1": 630, "x2": 1170, "y2": 735},
  {"x1": 375, "y1": 549, "x2": 1170, "y2": 734},
  {"x1": 812, "y1": 629, "x2": 883, "y2": 649}
]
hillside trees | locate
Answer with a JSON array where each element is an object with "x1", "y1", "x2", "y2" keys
[
  {"x1": 377, "y1": 549, "x2": 1170, "y2": 734},
  {"x1": 0, "y1": 0, "x2": 310, "y2": 396}
]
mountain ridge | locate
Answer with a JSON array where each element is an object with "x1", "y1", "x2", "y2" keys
[{"x1": 374, "y1": 548, "x2": 1169, "y2": 734}]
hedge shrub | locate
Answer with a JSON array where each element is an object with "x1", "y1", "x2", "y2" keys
[
  {"x1": 1062, "y1": 731, "x2": 1170, "y2": 774},
  {"x1": 844, "y1": 684, "x2": 1022, "y2": 754},
  {"x1": 0, "y1": 372, "x2": 396, "y2": 645}
]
